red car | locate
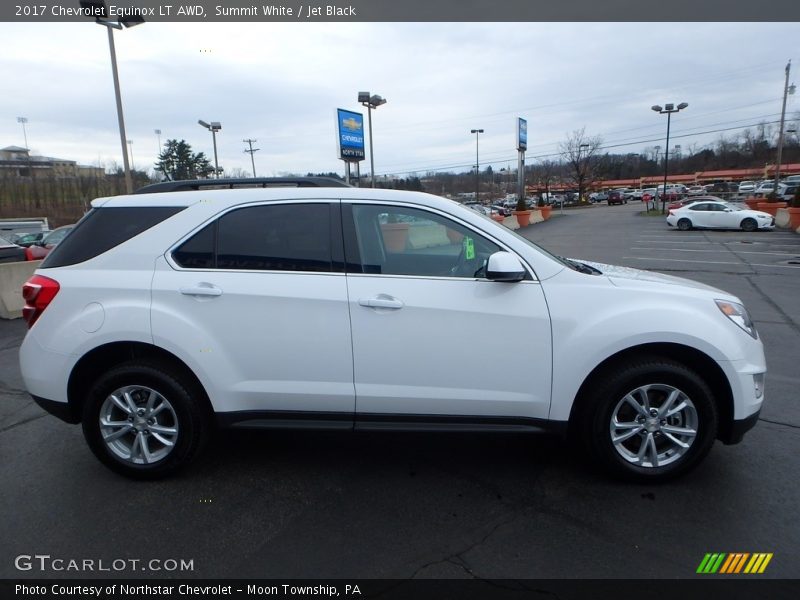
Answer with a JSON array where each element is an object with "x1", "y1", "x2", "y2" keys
[{"x1": 25, "y1": 225, "x2": 74, "y2": 261}]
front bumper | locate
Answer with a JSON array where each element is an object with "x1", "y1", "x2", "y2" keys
[{"x1": 722, "y1": 409, "x2": 761, "y2": 445}]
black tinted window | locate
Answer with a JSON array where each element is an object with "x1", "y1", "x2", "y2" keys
[
  {"x1": 173, "y1": 223, "x2": 215, "y2": 268},
  {"x1": 43, "y1": 206, "x2": 185, "y2": 268},
  {"x1": 216, "y1": 204, "x2": 332, "y2": 272}
]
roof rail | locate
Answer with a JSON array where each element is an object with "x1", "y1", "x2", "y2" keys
[{"x1": 134, "y1": 177, "x2": 350, "y2": 194}]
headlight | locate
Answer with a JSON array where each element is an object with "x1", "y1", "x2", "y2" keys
[{"x1": 715, "y1": 300, "x2": 758, "y2": 339}]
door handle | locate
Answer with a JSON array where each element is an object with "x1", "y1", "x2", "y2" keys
[
  {"x1": 180, "y1": 284, "x2": 223, "y2": 297},
  {"x1": 358, "y1": 295, "x2": 404, "y2": 309}
]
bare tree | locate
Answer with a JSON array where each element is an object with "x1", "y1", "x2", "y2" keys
[{"x1": 559, "y1": 127, "x2": 603, "y2": 201}]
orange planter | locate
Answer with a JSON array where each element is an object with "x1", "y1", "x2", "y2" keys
[
  {"x1": 540, "y1": 205, "x2": 552, "y2": 220},
  {"x1": 490, "y1": 213, "x2": 506, "y2": 223},
  {"x1": 787, "y1": 207, "x2": 800, "y2": 230},
  {"x1": 744, "y1": 197, "x2": 761, "y2": 210},
  {"x1": 513, "y1": 210, "x2": 532, "y2": 227},
  {"x1": 757, "y1": 202, "x2": 788, "y2": 217},
  {"x1": 380, "y1": 222, "x2": 409, "y2": 252}
]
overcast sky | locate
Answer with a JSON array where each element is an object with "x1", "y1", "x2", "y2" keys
[{"x1": 1, "y1": 22, "x2": 797, "y2": 178}]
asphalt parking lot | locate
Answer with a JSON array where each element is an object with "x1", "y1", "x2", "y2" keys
[{"x1": 1, "y1": 202, "x2": 799, "y2": 580}]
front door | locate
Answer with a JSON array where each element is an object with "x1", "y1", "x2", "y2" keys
[{"x1": 343, "y1": 202, "x2": 552, "y2": 423}]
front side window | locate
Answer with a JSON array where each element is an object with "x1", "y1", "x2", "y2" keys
[
  {"x1": 173, "y1": 203, "x2": 334, "y2": 272},
  {"x1": 348, "y1": 204, "x2": 502, "y2": 278}
]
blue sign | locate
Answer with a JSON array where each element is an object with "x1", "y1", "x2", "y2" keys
[
  {"x1": 518, "y1": 117, "x2": 527, "y2": 151},
  {"x1": 337, "y1": 108, "x2": 365, "y2": 161}
]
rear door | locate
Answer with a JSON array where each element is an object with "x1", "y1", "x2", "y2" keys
[{"x1": 151, "y1": 200, "x2": 355, "y2": 423}]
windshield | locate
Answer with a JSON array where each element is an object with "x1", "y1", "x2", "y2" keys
[{"x1": 499, "y1": 224, "x2": 573, "y2": 269}]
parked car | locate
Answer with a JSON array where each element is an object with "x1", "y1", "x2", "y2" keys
[
  {"x1": 492, "y1": 204, "x2": 512, "y2": 216},
  {"x1": 686, "y1": 185, "x2": 707, "y2": 196},
  {"x1": 463, "y1": 202, "x2": 491, "y2": 216},
  {"x1": 668, "y1": 195, "x2": 728, "y2": 211},
  {"x1": 738, "y1": 181, "x2": 757, "y2": 194},
  {"x1": 25, "y1": 225, "x2": 75, "y2": 261},
  {"x1": 666, "y1": 200, "x2": 774, "y2": 231},
  {"x1": 703, "y1": 182, "x2": 737, "y2": 195},
  {"x1": 780, "y1": 185, "x2": 799, "y2": 202},
  {"x1": 0, "y1": 234, "x2": 26, "y2": 264},
  {"x1": 753, "y1": 182, "x2": 787, "y2": 198},
  {"x1": 607, "y1": 189, "x2": 627, "y2": 205},
  {"x1": 629, "y1": 189, "x2": 644, "y2": 201},
  {"x1": 8, "y1": 231, "x2": 48, "y2": 247},
  {"x1": 19, "y1": 178, "x2": 766, "y2": 482}
]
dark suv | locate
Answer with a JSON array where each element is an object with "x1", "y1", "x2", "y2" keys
[{"x1": 607, "y1": 189, "x2": 627, "y2": 205}]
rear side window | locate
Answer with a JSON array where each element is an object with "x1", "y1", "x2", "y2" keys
[
  {"x1": 42, "y1": 207, "x2": 185, "y2": 268},
  {"x1": 173, "y1": 203, "x2": 336, "y2": 273}
]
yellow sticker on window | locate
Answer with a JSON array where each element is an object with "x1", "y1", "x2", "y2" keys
[{"x1": 464, "y1": 237, "x2": 475, "y2": 260}]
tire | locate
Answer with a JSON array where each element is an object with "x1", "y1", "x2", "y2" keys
[
  {"x1": 81, "y1": 361, "x2": 210, "y2": 479},
  {"x1": 741, "y1": 218, "x2": 757, "y2": 232},
  {"x1": 677, "y1": 218, "x2": 692, "y2": 231},
  {"x1": 581, "y1": 358, "x2": 718, "y2": 482}
]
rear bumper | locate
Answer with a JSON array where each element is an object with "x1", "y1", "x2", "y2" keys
[{"x1": 32, "y1": 394, "x2": 79, "y2": 424}]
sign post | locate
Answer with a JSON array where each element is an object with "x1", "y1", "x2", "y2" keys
[
  {"x1": 336, "y1": 108, "x2": 365, "y2": 186},
  {"x1": 517, "y1": 118, "x2": 527, "y2": 207}
]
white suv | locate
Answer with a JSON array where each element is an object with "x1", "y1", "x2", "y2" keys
[{"x1": 19, "y1": 179, "x2": 766, "y2": 480}]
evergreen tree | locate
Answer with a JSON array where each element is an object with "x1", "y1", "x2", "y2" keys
[{"x1": 155, "y1": 140, "x2": 213, "y2": 181}]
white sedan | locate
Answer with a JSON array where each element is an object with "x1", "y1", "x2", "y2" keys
[{"x1": 666, "y1": 200, "x2": 774, "y2": 232}]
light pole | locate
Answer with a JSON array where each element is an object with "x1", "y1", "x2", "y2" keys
[
  {"x1": 154, "y1": 129, "x2": 162, "y2": 156},
  {"x1": 198, "y1": 120, "x2": 222, "y2": 178},
  {"x1": 17, "y1": 117, "x2": 29, "y2": 150},
  {"x1": 652, "y1": 102, "x2": 688, "y2": 213},
  {"x1": 358, "y1": 92, "x2": 387, "y2": 188},
  {"x1": 471, "y1": 129, "x2": 484, "y2": 203},
  {"x1": 772, "y1": 60, "x2": 795, "y2": 194},
  {"x1": 79, "y1": 1, "x2": 144, "y2": 194},
  {"x1": 127, "y1": 139, "x2": 134, "y2": 170}
]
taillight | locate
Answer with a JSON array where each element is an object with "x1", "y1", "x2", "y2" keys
[
  {"x1": 22, "y1": 275, "x2": 60, "y2": 328},
  {"x1": 24, "y1": 247, "x2": 33, "y2": 261}
]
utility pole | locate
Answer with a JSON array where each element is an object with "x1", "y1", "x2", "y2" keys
[
  {"x1": 773, "y1": 60, "x2": 795, "y2": 194},
  {"x1": 243, "y1": 138, "x2": 260, "y2": 177}
]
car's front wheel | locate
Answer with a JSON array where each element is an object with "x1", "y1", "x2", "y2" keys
[
  {"x1": 740, "y1": 218, "x2": 757, "y2": 232},
  {"x1": 677, "y1": 218, "x2": 692, "y2": 231},
  {"x1": 583, "y1": 358, "x2": 718, "y2": 482},
  {"x1": 82, "y1": 361, "x2": 210, "y2": 478}
]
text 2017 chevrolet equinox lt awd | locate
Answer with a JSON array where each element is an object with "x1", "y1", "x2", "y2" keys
[{"x1": 19, "y1": 179, "x2": 765, "y2": 480}]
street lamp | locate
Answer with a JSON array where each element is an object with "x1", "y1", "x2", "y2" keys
[
  {"x1": 198, "y1": 120, "x2": 222, "y2": 178},
  {"x1": 470, "y1": 129, "x2": 484, "y2": 203},
  {"x1": 154, "y1": 129, "x2": 162, "y2": 155},
  {"x1": 651, "y1": 102, "x2": 689, "y2": 213},
  {"x1": 358, "y1": 92, "x2": 387, "y2": 188},
  {"x1": 772, "y1": 60, "x2": 795, "y2": 194},
  {"x1": 17, "y1": 117, "x2": 29, "y2": 150},
  {"x1": 79, "y1": 1, "x2": 144, "y2": 194},
  {"x1": 127, "y1": 139, "x2": 134, "y2": 170}
]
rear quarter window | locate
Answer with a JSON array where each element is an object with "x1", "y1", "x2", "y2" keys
[{"x1": 42, "y1": 206, "x2": 185, "y2": 268}]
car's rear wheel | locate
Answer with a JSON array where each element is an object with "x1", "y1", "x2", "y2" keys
[
  {"x1": 677, "y1": 218, "x2": 692, "y2": 231},
  {"x1": 82, "y1": 361, "x2": 209, "y2": 479},
  {"x1": 582, "y1": 358, "x2": 718, "y2": 482},
  {"x1": 741, "y1": 218, "x2": 757, "y2": 232}
]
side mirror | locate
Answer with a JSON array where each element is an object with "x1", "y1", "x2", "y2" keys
[{"x1": 486, "y1": 252, "x2": 526, "y2": 282}]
